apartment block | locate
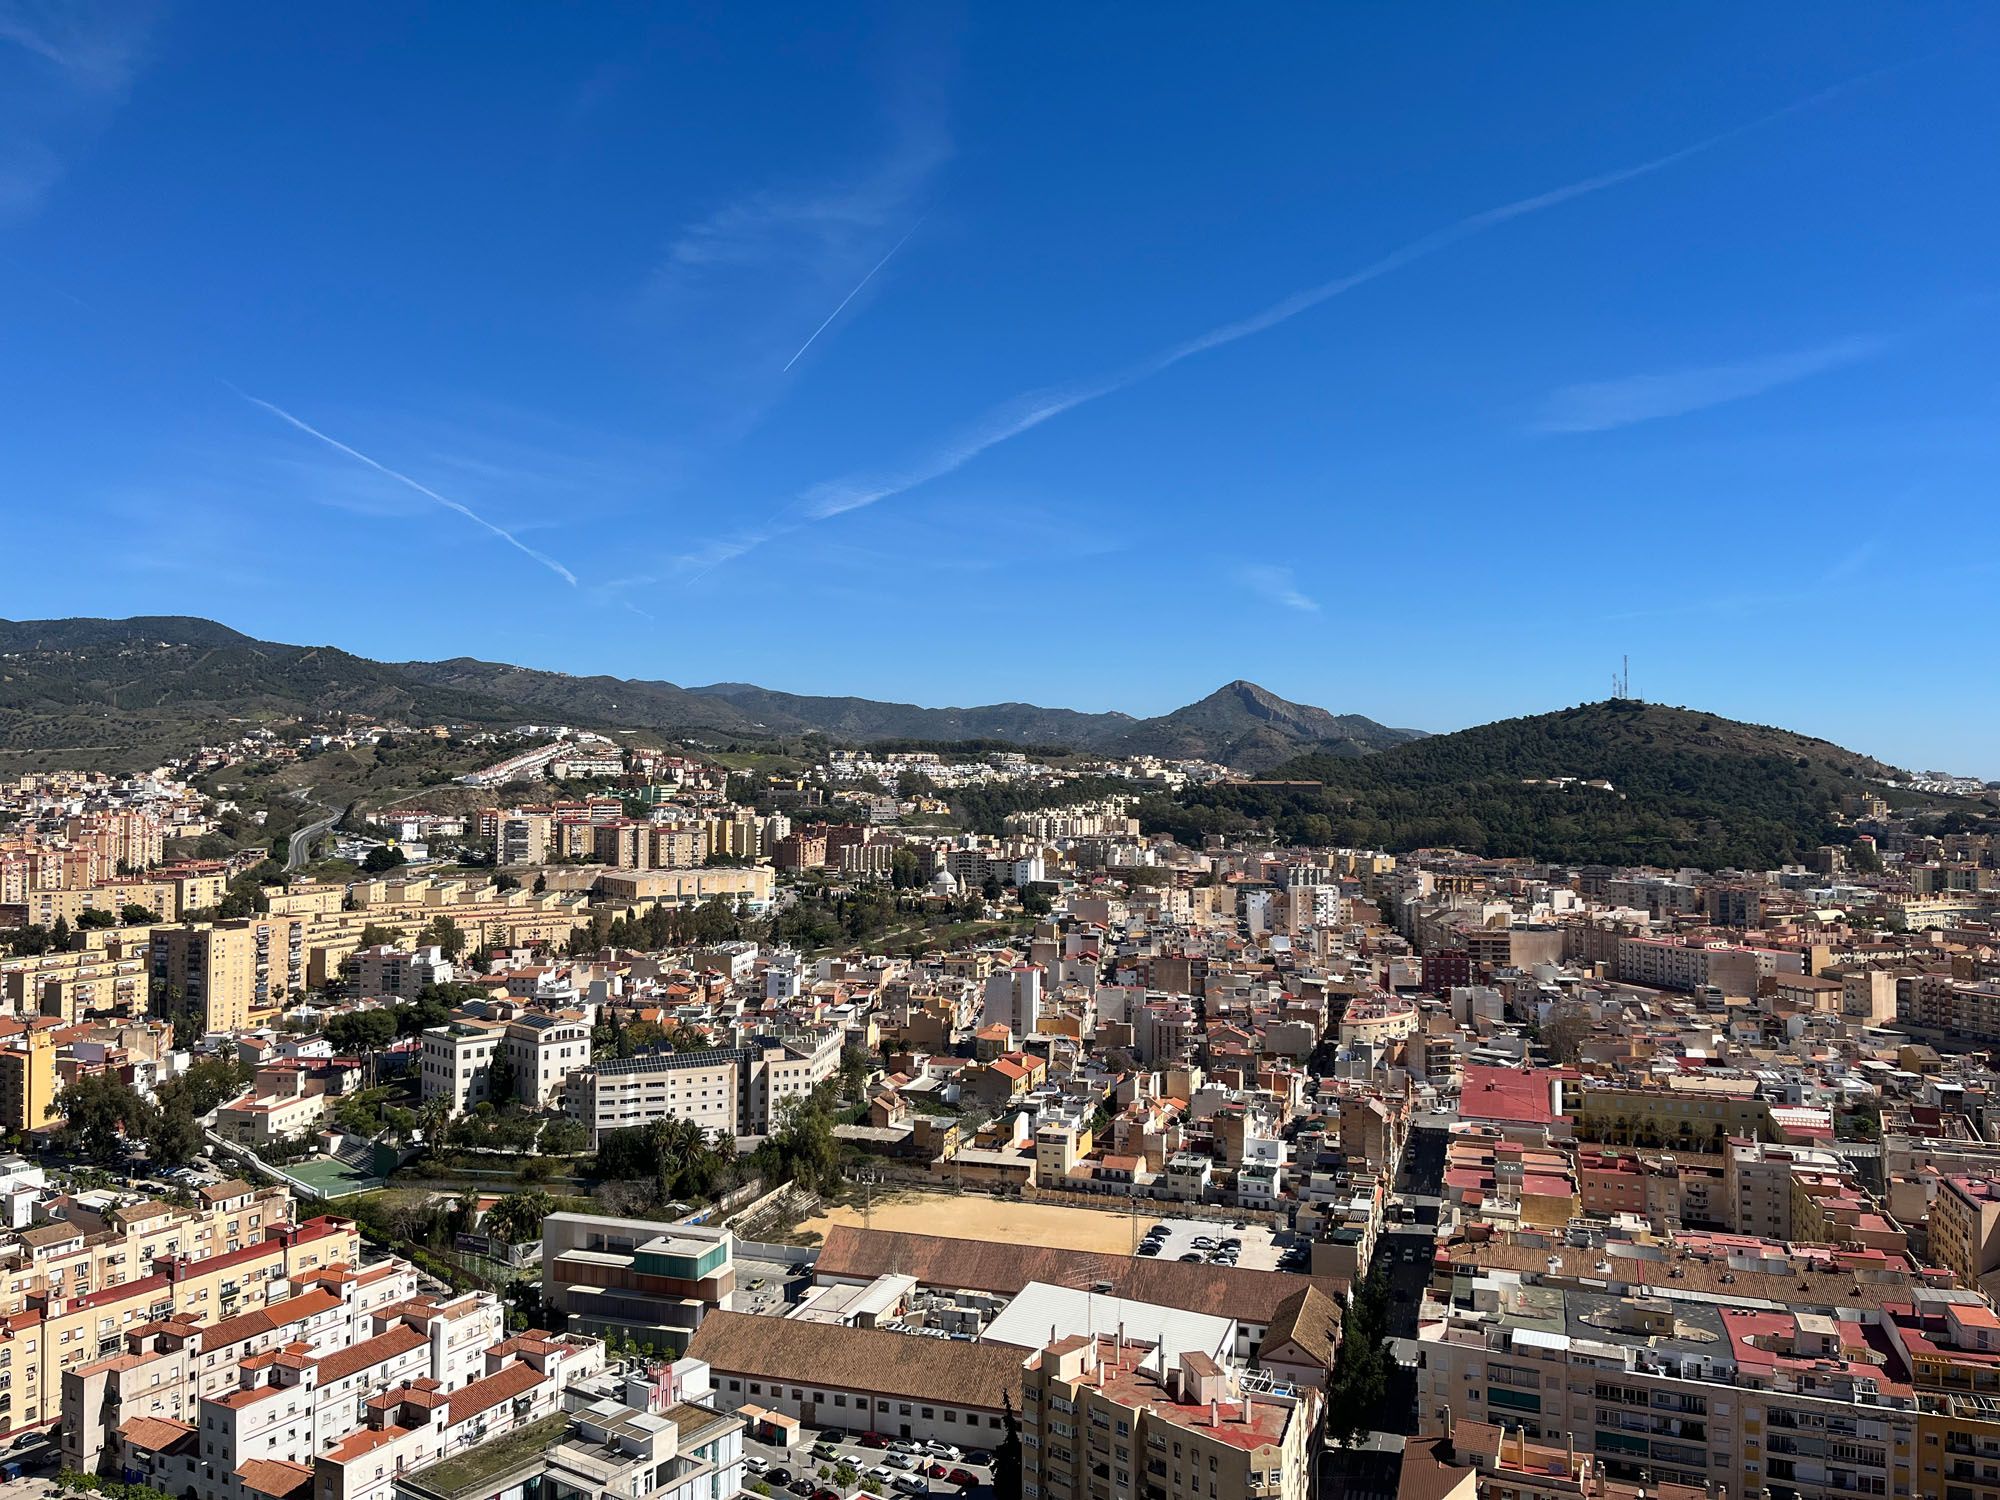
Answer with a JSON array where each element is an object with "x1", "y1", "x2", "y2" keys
[
  {"x1": 150, "y1": 917, "x2": 308, "y2": 1034},
  {"x1": 1932, "y1": 1177, "x2": 2000, "y2": 1296},
  {"x1": 1419, "y1": 1273, "x2": 1916, "y2": 1500},
  {"x1": 561, "y1": 1031, "x2": 840, "y2": 1145},
  {"x1": 1023, "y1": 1334, "x2": 1318, "y2": 1500}
]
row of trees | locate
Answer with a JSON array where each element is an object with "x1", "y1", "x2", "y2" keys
[
  {"x1": 1325, "y1": 1273, "x2": 1392, "y2": 1445},
  {"x1": 597, "y1": 1115, "x2": 741, "y2": 1203},
  {"x1": 570, "y1": 895, "x2": 748, "y2": 955}
]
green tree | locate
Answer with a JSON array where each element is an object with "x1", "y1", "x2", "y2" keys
[
  {"x1": 994, "y1": 1393, "x2": 1023, "y2": 1500},
  {"x1": 419, "y1": 914, "x2": 466, "y2": 960},
  {"x1": 754, "y1": 1082, "x2": 840, "y2": 1193},
  {"x1": 327, "y1": 1009, "x2": 400, "y2": 1053},
  {"x1": 121, "y1": 903, "x2": 163, "y2": 924},
  {"x1": 540, "y1": 1117, "x2": 590, "y2": 1154},
  {"x1": 839, "y1": 1045, "x2": 872, "y2": 1104},
  {"x1": 363, "y1": 844, "x2": 409, "y2": 874},
  {"x1": 1324, "y1": 1274, "x2": 1392, "y2": 1445},
  {"x1": 146, "y1": 1106, "x2": 203, "y2": 1168},
  {"x1": 3, "y1": 923, "x2": 57, "y2": 956},
  {"x1": 487, "y1": 1052, "x2": 521, "y2": 1105},
  {"x1": 484, "y1": 1188, "x2": 556, "y2": 1245},
  {"x1": 76, "y1": 908, "x2": 120, "y2": 930},
  {"x1": 57, "y1": 1073, "x2": 155, "y2": 1164}
]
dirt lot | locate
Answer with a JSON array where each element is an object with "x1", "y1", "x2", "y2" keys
[{"x1": 791, "y1": 1190, "x2": 1149, "y2": 1253}]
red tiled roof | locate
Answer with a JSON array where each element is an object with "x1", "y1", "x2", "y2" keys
[
  {"x1": 202, "y1": 1288, "x2": 343, "y2": 1350},
  {"x1": 314, "y1": 1322, "x2": 428, "y2": 1384},
  {"x1": 120, "y1": 1416, "x2": 197, "y2": 1454},
  {"x1": 1459, "y1": 1064, "x2": 1556, "y2": 1125},
  {"x1": 236, "y1": 1458, "x2": 315, "y2": 1499},
  {"x1": 446, "y1": 1360, "x2": 542, "y2": 1425}
]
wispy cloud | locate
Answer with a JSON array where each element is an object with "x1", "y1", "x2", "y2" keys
[
  {"x1": 232, "y1": 389, "x2": 581, "y2": 586},
  {"x1": 0, "y1": 1, "x2": 149, "y2": 90},
  {"x1": 1238, "y1": 565, "x2": 1320, "y2": 613},
  {"x1": 658, "y1": 123, "x2": 944, "y2": 287},
  {"x1": 0, "y1": 1, "x2": 154, "y2": 217},
  {"x1": 638, "y1": 61, "x2": 951, "y2": 431},
  {"x1": 784, "y1": 216, "x2": 925, "y2": 372},
  {"x1": 682, "y1": 67, "x2": 1889, "y2": 577},
  {"x1": 1535, "y1": 334, "x2": 1888, "y2": 433}
]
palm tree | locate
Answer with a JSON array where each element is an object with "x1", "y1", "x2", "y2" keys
[{"x1": 486, "y1": 1189, "x2": 555, "y2": 1246}]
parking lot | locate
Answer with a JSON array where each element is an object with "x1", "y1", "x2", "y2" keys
[
  {"x1": 736, "y1": 1255, "x2": 810, "y2": 1316},
  {"x1": 745, "y1": 1423, "x2": 994, "y2": 1500},
  {"x1": 1133, "y1": 1215, "x2": 1287, "y2": 1271}
]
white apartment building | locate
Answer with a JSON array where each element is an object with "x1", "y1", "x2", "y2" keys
[
  {"x1": 507, "y1": 1011, "x2": 593, "y2": 1107},
  {"x1": 562, "y1": 1033, "x2": 842, "y2": 1146},
  {"x1": 419, "y1": 1022, "x2": 505, "y2": 1114},
  {"x1": 418, "y1": 1012, "x2": 592, "y2": 1115},
  {"x1": 77, "y1": 1281, "x2": 505, "y2": 1488}
]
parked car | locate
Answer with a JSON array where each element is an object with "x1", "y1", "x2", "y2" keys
[
  {"x1": 886, "y1": 1454, "x2": 921, "y2": 1471},
  {"x1": 746, "y1": 1457, "x2": 770, "y2": 1475},
  {"x1": 1178, "y1": 1251, "x2": 1202, "y2": 1262},
  {"x1": 926, "y1": 1444, "x2": 963, "y2": 1460},
  {"x1": 859, "y1": 1433, "x2": 889, "y2": 1449},
  {"x1": 788, "y1": 1479, "x2": 814, "y2": 1496},
  {"x1": 870, "y1": 1466, "x2": 897, "y2": 1483},
  {"x1": 948, "y1": 1471, "x2": 979, "y2": 1488},
  {"x1": 890, "y1": 1442, "x2": 922, "y2": 1456},
  {"x1": 1137, "y1": 1243, "x2": 1161, "y2": 1256},
  {"x1": 766, "y1": 1470, "x2": 793, "y2": 1488},
  {"x1": 926, "y1": 1463, "x2": 950, "y2": 1479},
  {"x1": 964, "y1": 1452, "x2": 993, "y2": 1467},
  {"x1": 894, "y1": 1476, "x2": 931, "y2": 1496}
]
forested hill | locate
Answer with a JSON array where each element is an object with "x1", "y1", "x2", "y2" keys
[
  {"x1": 0, "y1": 615, "x2": 1413, "y2": 771},
  {"x1": 1134, "y1": 700, "x2": 1922, "y2": 869}
]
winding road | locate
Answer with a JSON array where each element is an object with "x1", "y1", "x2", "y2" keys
[{"x1": 285, "y1": 808, "x2": 339, "y2": 871}]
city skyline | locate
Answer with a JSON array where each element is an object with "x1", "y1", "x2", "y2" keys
[{"x1": 3, "y1": 6, "x2": 1997, "y2": 771}]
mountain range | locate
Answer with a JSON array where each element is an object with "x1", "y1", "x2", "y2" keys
[
  {"x1": 0, "y1": 616, "x2": 1424, "y2": 771},
  {"x1": 2, "y1": 614, "x2": 1974, "y2": 869}
]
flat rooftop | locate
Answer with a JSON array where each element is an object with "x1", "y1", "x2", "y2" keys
[{"x1": 396, "y1": 1411, "x2": 572, "y2": 1500}]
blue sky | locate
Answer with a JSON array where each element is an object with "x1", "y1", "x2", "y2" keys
[{"x1": 3, "y1": 6, "x2": 1997, "y2": 773}]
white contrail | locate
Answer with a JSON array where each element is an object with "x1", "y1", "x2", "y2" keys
[
  {"x1": 234, "y1": 389, "x2": 579, "y2": 585},
  {"x1": 682, "y1": 67, "x2": 1891, "y2": 576},
  {"x1": 782, "y1": 218, "x2": 926, "y2": 372}
]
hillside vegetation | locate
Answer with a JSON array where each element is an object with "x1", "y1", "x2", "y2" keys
[
  {"x1": 1136, "y1": 700, "x2": 1922, "y2": 868},
  {"x1": 0, "y1": 616, "x2": 1416, "y2": 771}
]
